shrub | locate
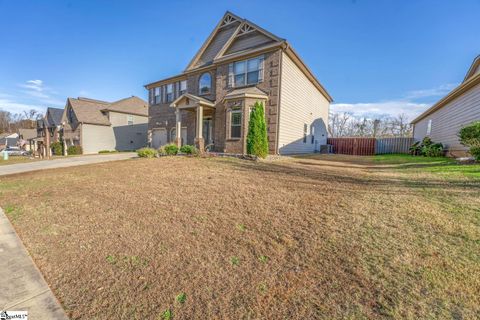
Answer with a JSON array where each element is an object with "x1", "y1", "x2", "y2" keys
[
  {"x1": 137, "y1": 147, "x2": 157, "y2": 158},
  {"x1": 179, "y1": 144, "x2": 197, "y2": 155},
  {"x1": 163, "y1": 144, "x2": 178, "y2": 156},
  {"x1": 67, "y1": 145, "x2": 83, "y2": 155},
  {"x1": 50, "y1": 141, "x2": 63, "y2": 155},
  {"x1": 459, "y1": 121, "x2": 480, "y2": 160},
  {"x1": 422, "y1": 143, "x2": 444, "y2": 157},
  {"x1": 246, "y1": 101, "x2": 268, "y2": 158},
  {"x1": 409, "y1": 137, "x2": 444, "y2": 157}
]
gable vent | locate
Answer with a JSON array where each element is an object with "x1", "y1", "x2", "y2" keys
[
  {"x1": 237, "y1": 23, "x2": 255, "y2": 36},
  {"x1": 221, "y1": 14, "x2": 239, "y2": 27}
]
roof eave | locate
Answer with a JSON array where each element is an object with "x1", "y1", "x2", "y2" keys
[{"x1": 411, "y1": 73, "x2": 480, "y2": 124}]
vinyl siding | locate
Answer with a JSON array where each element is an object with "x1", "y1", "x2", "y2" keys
[
  {"x1": 81, "y1": 124, "x2": 115, "y2": 154},
  {"x1": 278, "y1": 53, "x2": 329, "y2": 154},
  {"x1": 225, "y1": 31, "x2": 275, "y2": 55},
  {"x1": 195, "y1": 23, "x2": 240, "y2": 68},
  {"x1": 109, "y1": 112, "x2": 148, "y2": 151},
  {"x1": 413, "y1": 82, "x2": 480, "y2": 153}
]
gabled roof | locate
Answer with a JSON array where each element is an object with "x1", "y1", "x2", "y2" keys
[
  {"x1": 67, "y1": 96, "x2": 148, "y2": 126},
  {"x1": 185, "y1": 11, "x2": 284, "y2": 71},
  {"x1": 146, "y1": 11, "x2": 332, "y2": 102},
  {"x1": 68, "y1": 97, "x2": 111, "y2": 126},
  {"x1": 45, "y1": 107, "x2": 64, "y2": 127},
  {"x1": 170, "y1": 93, "x2": 215, "y2": 108},
  {"x1": 464, "y1": 55, "x2": 480, "y2": 82},
  {"x1": 104, "y1": 96, "x2": 148, "y2": 116}
]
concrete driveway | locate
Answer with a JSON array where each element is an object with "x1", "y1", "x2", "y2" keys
[{"x1": 0, "y1": 153, "x2": 138, "y2": 176}]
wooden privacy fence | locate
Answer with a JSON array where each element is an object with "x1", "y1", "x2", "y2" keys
[
  {"x1": 327, "y1": 137, "x2": 413, "y2": 155},
  {"x1": 376, "y1": 137, "x2": 414, "y2": 154},
  {"x1": 327, "y1": 138, "x2": 376, "y2": 156}
]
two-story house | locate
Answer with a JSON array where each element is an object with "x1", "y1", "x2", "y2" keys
[
  {"x1": 145, "y1": 11, "x2": 332, "y2": 155},
  {"x1": 61, "y1": 96, "x2": 148, "y2": 154}
]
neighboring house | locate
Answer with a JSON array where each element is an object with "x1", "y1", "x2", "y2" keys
[
  {"x1": 17, "y1": 128, "x2": 37, "y2": 151},
  {"x1": 412, "y1": 55, "x2": 480, "y2": 157},
  {"x1": 62, "y1": 96, "x2": 148, "y2": 154},
  {"x1": 145, "y1": 11, "x2": 332, "y2": 154},
  {"x1": 36, "y1": 107, "x2": 64, "y2": 142},
  {"x1": 0, "y1": 133, "x2": 18, "y2": 149}
]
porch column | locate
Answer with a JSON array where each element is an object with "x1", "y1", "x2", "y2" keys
[
  {"x1": 195, "y1": 105, "x2": 205, "y2": 152},
  {"x1": 175, "y1": 109, "x2": 182, "y2": 148}
]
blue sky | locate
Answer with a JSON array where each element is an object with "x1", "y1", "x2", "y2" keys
[{"x1": 1, "y1": 0, "x2": 479, "y2": 120}]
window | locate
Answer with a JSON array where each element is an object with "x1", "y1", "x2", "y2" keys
[
  {"x1": 166, "y1": 84, "x2": 173, "y2": 102},
  {"x1": 311, "y1": 126, "x2": 315, "y2": 144},
  {"x1": 127, "y1": 115, "x2": 134, "y2": 125},
  {"x1": 199, "y1": 73, "x2": 211, "y2": 94},
  {"x1": 230, "y1": 108, "x2": 242, "y2": 139},
  {"x1": 303, "y1": 123, "x2": 308, "y2": 143},
  {"x1": 229, "y1": 55, "x2": 264, "y2": 87},
  {"x1": 180, "y1": 80, "x2": 187, "y2": 95},
  {"x1": 426, "y1": 119, "x2": 432, "y2": 136},
  {"x1": 154, "y1": 87, "x2": 161, "y2": 104}
]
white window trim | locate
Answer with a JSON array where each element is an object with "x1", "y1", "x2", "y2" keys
[
  {"x1": 127, "y1": 115, "x2": 134, "y2": 125},
  {"x1": 230, "y1": 108, "x2": 242, "y2": 139},
  {"x1": 166, "y1": 84, "x2": 173, "y2": 102},
  {"x1": 229, "y1": 55, "x2": 264, "y2": 88},
  {"x1": 199, "y1": 73, "x2": 212, "y2": 95}
]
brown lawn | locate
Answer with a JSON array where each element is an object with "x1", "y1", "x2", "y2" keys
[{"x1": 0, "y1": 155, "x2": 479, "y2": 319}]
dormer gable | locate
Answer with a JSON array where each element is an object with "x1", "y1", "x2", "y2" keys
[{"x1": 184, "y1": 12, "x2": 284, "y2": 71}]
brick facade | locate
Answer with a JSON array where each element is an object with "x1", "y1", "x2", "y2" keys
[{"x1": 148, "y1": 49, "x2": 282, "y2": 154}]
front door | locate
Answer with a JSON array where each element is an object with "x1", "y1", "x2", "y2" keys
[{"x1": 203, "y1": 118, "x2": 213, "y2": 146}]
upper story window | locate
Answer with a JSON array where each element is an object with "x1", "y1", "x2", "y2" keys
[
  {"x1": 154, "y1": 87, "x2": 161, "y2": 104},
  {"x1": 127, "y1": 115, "x2": 134, "y2": 125},
  {"x1": 229, "y1": 55, "x2": 264, "y2": 88},
  {"x1": 180, "y1": 80, "x2": 187, "y2": 95},
  {"x1": 166, "y1": 84, "x2": 173, "y2": 102},
  {"x1": 199, "y1": 73, "x2": 212, "y2": 95}
]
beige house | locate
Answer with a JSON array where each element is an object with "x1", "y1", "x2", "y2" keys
[
  {"x1": 62, "y1": 96, "x2": 148, "y2": 154},
  {"x1": 412, "y1": 55, "x2": 480, "y2": 157},
  {"x1": 145, "y1": 11, "x2": 332, "y2": 154}
]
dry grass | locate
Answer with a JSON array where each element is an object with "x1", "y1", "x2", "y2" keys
[{"x1": 0, "y1": 155, "x2": 479, "y2": 319}]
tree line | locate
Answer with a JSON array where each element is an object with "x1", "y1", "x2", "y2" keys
[
  {"x1": 0, "y1": 109, "x2": 42, "y2": 133},
  {"x1": 328, "y1": 112, "x2": 412, "y2": 138}
]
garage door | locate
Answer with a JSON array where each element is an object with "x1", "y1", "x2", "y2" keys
[{"x1": 152, "y1": 128, "x2": 167, "y2": 149}]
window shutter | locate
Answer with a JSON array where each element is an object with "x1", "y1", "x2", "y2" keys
[
  {"x1": 228, "y1": 63, "x2": 234, "y2": 88},
  {"x1": 149, "y1": 89, "x2": 153, "y2": 105},
  {"x1": 258, "y1": 57, "x2": 265, "y2": 82},
  {"x1": 162, "y1": 86, "x2": 165, "y2": 103}
]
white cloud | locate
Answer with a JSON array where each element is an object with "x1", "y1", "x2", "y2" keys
[
  {"x1": 0, "y1": 97, "x2": 45, "y2": 114},
  {"x1": 331, "y1": 83, "x2": 457, "y2": 121},
  {"x1": 17, "y1": 80, "x2": 64, "y2": 106},
  {"x1": 331, "y1": 100, "x2": 430, "y2": 120},
  {"x1": 404, "y1": 83, "x2": 458, "y2": 100}
]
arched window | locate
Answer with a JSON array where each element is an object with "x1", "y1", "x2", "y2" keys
[{"x1": 199, "y1": 73, "x2": 211, "y2": 95}]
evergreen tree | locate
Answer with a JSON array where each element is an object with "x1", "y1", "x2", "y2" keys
[{"x1": 246, "y1": 101, "x2": 268, "y2": 158}]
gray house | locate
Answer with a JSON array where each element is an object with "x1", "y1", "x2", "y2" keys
[
  {"x1": 412, "y1": 55, "x2": 480, "y2": 157},
  {"x1": 62, "y1": 96, "x2": 148, "y2": 154}
]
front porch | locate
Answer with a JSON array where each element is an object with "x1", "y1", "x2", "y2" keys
[{"x1": 170, "y1": 93, "x2": 216, "y2": 152}]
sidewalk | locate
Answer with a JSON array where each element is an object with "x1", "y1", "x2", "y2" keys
[
  {"x1": 0, "y1": 152, "x2": 137, "y2": 176},
  {"x1": 0, "y1": 208, "x2": 69, "y2": 319}
]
